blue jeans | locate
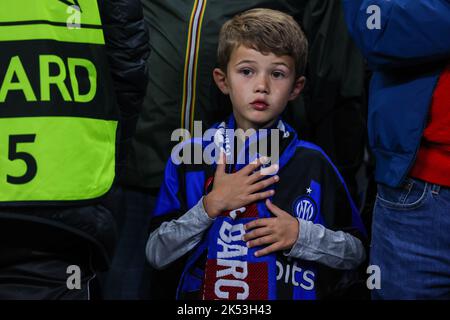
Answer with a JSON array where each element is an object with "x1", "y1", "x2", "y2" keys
[{"x1": 371, "y1": 177, "x2": 450, "y2": 299}]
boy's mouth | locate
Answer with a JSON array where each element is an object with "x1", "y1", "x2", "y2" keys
[{"x1": 250, "y1": 100, "x2": 269, "y2": 111}]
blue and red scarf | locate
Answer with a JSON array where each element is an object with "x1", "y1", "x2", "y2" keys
[
  {"x1": 202, "y1": 202, "x2": 278, "y2": 299},
  {"x1": 201, "y1": 117, "x2": 289, "y2": 300}
]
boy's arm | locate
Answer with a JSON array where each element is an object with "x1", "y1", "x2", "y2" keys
[
  {"x1": 146, "y1": 197, "x2": 214, "y2": 270},
  {"x1": 287, "y1": 218, "x2": 365, "y2": 270},
  {"x1": 145, "y1": 152, "x2": 203, "y2": 271},
  {"x1": 343, "y1": 0, "x2": 450, "y2": 69}
]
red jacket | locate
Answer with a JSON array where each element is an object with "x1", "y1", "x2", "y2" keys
[{"x1": 411, "y1": 63, "x2": 450, "y2": 186}]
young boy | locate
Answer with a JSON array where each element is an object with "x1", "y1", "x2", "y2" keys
[{"x1": 146, "y1": 8, "x2": 366, "y2": 300}]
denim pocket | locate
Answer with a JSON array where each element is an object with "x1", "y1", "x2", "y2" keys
[{"x1": 376, "y1": 178, "x2": 428, "y2": 210}]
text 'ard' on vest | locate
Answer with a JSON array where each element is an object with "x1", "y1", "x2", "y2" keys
[{"x1": 0, "y1": 55, "x2": 97, "y2": 103}]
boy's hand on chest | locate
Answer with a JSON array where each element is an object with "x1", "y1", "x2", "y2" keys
[
  {"x1": 203, "y1": 154, "x2": 279, "y2": 218},
  {"x1": 242, "y1": 199, "x2": 300, "y2": 257}
]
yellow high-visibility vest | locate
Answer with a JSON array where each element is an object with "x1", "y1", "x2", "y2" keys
[{"x1": 0, "y1": 0, "x2": 118, "y2": 203}]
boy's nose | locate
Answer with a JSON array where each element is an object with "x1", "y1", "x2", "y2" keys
[{"x1": 254, "y1": 75, "x2": 269, "y2": 94}]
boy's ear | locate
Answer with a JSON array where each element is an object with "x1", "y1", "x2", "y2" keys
[
  {"x1": 288, "y1": 76, "x2": 306, "y2": 101},
  {"x1": 213, "y1": 68, "x2": 230, "y2": 95}
]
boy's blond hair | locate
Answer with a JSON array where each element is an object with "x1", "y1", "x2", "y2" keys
[{"x1": 217, "y1": 8, "x2": 308, "y2": 77}]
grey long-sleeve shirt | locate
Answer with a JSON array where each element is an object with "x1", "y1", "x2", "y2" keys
[{"x1": 146, "y1": 197, "x2": 365, "y2": 270}]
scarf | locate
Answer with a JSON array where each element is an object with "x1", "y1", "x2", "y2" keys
[{"x1": 202, "y1": 116, "x2": 287, "y2": 300}]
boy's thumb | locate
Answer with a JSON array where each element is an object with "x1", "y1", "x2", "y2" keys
[{"x1": 266, "y1": 199, "x2": 282, "y2": 216}]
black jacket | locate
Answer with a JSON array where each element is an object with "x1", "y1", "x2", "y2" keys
[{"x1": 100, "y1": 0, "x2": 151, "y2": 173}]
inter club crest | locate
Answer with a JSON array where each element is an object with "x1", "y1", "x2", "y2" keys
[{"x1": 292, "y1": 195, "x2": 317, "y2": 221}]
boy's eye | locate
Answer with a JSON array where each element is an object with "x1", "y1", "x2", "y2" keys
[
  {"x1": 272, "y1": 71, "x2": 285, "y2": 79},
  {"x1": 239, "y1": 68, "x2": 254, "y2": 76}
]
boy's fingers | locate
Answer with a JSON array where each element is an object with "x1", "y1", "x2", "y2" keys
[
  {"x1": 241, "y1": 156, "x2": 267, "y2": 175},
  {"x1": 240, "y1": 158, "x2": 261, "y2": 176},
  {"x1": 247, "y1": 164, "x2": 279, "y2": 183},
  {"x1": 265, "y1": 199, "x2": 285, "y2": 217},
  {"x1": 245, "y1": 217, "x2": 270, "y2": 231},
  {"x1": 215, "y1": 151, "x2": 226, "y2": 175},
  {"x1": 247, "y1": 189, "x2": 274, "y2": 203},
  {"x1": 254, "y1": 243, "x2": 280, "y2": 257},
  {"x1": 259, "y1": 163, "x2": 279, "y2": 177},
  {"x1": 246, "y1": 235, "x2": 275, "y2": 249},
  {"x1": 248, "y1": 176, "x2": 278, "y2": 194},
  {"x1": 242, "y1": 227, "x2": 271, "y2": 242}
]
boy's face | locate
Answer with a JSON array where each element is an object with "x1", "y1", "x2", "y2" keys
[{"x1": 213, "y1": 45, "x2": 305, "y2": 131}]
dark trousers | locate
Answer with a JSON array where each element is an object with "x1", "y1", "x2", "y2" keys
[
  {"x1": 99, "y1": 185, "x2": 157, "y2": 299},
  {"x1": 0, "y1": 221, "x2": 97, "y2": 300}
]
